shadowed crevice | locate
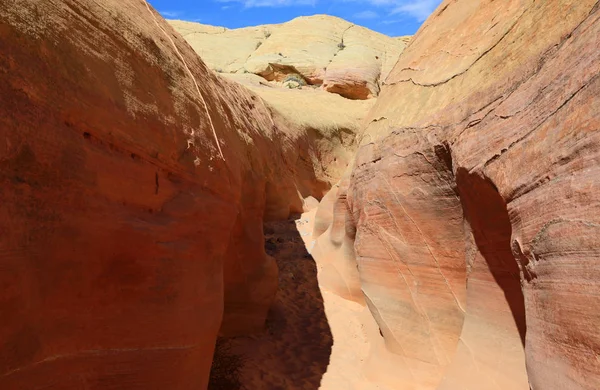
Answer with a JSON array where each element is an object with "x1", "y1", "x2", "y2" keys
[
  {"x1": 456, "y1": 168, "x2": 527, "y2": 346},
  {"x1": 209, "y1": 218, "x2": 332, "y2": 389}
]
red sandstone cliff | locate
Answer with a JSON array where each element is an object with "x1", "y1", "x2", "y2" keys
[{"x1": 0, "y1": 0, "x2": 336, "y2": 388}]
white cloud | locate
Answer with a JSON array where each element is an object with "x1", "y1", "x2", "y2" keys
[
  {"x1": 216, "y1": 0, "x2": 317, "y2": 7},
  {"x1": 159, "y1": 10, "x2": 182, "y2": 17},
  {"x1": 346, "y1": 1, "x2": 442, "y2": 21},
  {"x1": 354, "y1": 10, "x2": 379, "y2": 19},
  {"x1": 213, "y1": 0, "x2": 442, "y2": 23},
  {"x1": 391, "y1": 0, "x2": 441, "y2": 22},
  {"x1": 343, "y1": 1, "x2": 443, "y2": 22}
]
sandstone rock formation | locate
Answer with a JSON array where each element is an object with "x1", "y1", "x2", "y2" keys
[
  {"x1": 3, "y1": 0, "x2": 600, "y2": 389},
  {"x1": 0, "y1": 0, "x2": 347, "y2": 388},
  {"x1": 311, "y1": 0, "x2": 600, "y2": 389},
  {"x1": 222, "y1": 72, "x2": 375, "y2": 186},
  {"x1": 169, "y1": 16, "x2": 408, "y2": 100}
]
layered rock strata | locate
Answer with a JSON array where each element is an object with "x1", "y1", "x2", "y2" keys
[{"x1": 312, "y1": 0, "x2": 600, "y2": 388}]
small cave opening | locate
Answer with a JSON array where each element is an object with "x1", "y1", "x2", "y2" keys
[{"x1": 456, "y1": 168, "x2": 527, "y2": 346}]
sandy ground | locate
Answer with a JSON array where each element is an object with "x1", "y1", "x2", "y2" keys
[{"x1": 208, "y1": 208, "x2": 388, "y2": 390}]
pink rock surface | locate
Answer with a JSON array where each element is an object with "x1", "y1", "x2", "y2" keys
[
  {"x1": 314, "y1": 0, "x2": 600, "y2": 388},
  {"x1": 311, "y1": 174, "x2": 363, "y2": 303}
]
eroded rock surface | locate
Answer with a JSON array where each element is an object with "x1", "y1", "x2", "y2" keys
[
  {"x1": 313, "y1": 0, "x2": 600, "y2": 389},
  {"x1": 2, "y1": 0, "x2": 600, "y2": 389},
  {"x1": 0, "y1": 0, "x2": 342, "y2": 388},
  {"x1": 169, "y1": 15, "x2": 408, "y2": 100},
  {"x1": 222, "y1": 72, "x2": 375, "y2": 186}
]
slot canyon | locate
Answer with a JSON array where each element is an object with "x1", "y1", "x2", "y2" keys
[{"x1": 0, "y1": 0, "x2": 599, "y2": 389}]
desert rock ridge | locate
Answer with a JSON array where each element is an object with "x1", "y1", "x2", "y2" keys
[{"x1": 169, "y1": 15, "x2": 409, "y2": 100}]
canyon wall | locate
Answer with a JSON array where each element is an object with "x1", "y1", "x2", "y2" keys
[
  {"x1": 0, "y1": 0, "x2": 342, "y2": 388},
  {"x1": 313, "y1": 0, "x2": 600, "y2": 389},
  {"x1": 2, "y1": 0, "x2": 599, "y2": 389}
]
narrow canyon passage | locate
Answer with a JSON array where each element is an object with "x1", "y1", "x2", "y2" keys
[
  {"x1": 207, "y1": 168, "x2": 532, "y2": 390},
  {"x1": 2, "y1": 0, "x2": 599, "y2": 389},
  {"x1": 208, "y1": 208, "x2": 391, "y2": 390},
  {"x1": 208, "y1": 216, "x2": 333, "y2": 390}
]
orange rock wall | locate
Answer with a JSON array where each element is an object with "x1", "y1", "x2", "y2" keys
[{"x1": 0, "y1": 0, "x2": 330, "y2": 388}]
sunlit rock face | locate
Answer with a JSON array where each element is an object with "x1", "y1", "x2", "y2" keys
[
  {"x1": 169, "y1": 15, "x2": 409, "y2": 100},
  {"x1": 312, "y1": 0, "x2": 600, "y2": 389}
]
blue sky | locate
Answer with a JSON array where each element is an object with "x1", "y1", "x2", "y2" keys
[{"x1": 148, "y1": 0, "x2": 443, "y2": 37}]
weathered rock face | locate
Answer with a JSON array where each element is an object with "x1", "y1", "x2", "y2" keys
[
  {"x1": 313, "y1": 0, "x2": 600, "y2": 389},
  {"x1": 222, "y1": 72, "x2": 375, "y2": 187},
  {"x1": 169, "y1": 16, "x2": 408, "y2": 100},
  {"x1": 322, "y1": 25, "x2": 405, "y2": 100},
  {"x1": 3, "y1": 0, "x2": 599, "y2": 388},
  {"x1": 0, "y1": 0, "x2": 335, "y2": 388},
  {"x1": 165, "y1": 20, "x2": 379, "y2": 187}
]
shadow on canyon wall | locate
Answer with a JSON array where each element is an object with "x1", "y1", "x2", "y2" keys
[{"x1": 209, "y1": 217, "x2": 333, "y2": 390}]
